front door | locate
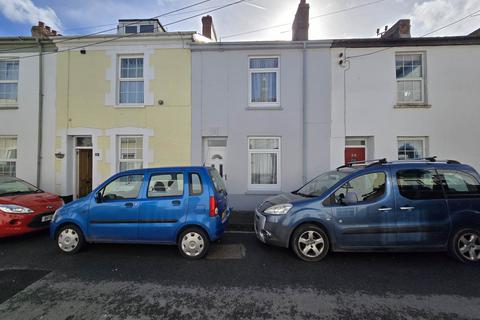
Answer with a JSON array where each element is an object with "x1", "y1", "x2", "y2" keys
[
  {"x1": 205, "y1": 144, "x2": 226, "y2": 180},
  {"x1": 345, "y1": 147, "x2": 365, "y2": 164},
  {"x1": 77, "y1": 149, "x2": 93, "y2": 198},
  {"x1": 393, "y1": 168, "x2": 451, "y2": 247},
  {"x1": 138, "y1": 171, "x2": 187, "y2": 242},
  {"x1": 332, "y1": 170, "x2": 397, "y2": 247},
  {"x1": 88, "y1": 174, "x2": 144, "y2": 241}
]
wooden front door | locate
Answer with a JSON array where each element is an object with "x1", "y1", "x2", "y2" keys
[
  {"x1": 78, "y1": 149, "x2": 93, "y2": 198},
  {"x1": 344, "y1": 147, "x2": 366, "y2": 164}
]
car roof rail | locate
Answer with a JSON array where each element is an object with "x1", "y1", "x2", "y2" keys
[{"x1": 337, "y1": 158, "x2": 387, "y2": 171}]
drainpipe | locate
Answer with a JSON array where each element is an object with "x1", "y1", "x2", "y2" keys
[
  {"x1": 36, "y1": 39, "x2": 44, "y2": 187},
  {"x1": 302, "y1": 41, "x2": 307, "y2": 183}
]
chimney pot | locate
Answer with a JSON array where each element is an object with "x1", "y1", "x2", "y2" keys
[
  {"x1": 38, "y1": 21, "x2": 45, "y2": 27},
  {"x1": 292, "y1": 0, "x2": 309, "y2": 41},
  {"x1": 45, "y1": 26, "x2": 51, "y2": 31},
  {"x1": 381, "y1": 19, "x2": 411, "y2": 39},
  {"x1": 201, "y1": 15, "x2": 217, "y2": 41}
]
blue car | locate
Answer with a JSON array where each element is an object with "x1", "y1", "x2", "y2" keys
[
  {"x1": 254, "y1": 158, "x2": 480, "y2": 263},
  {"x1": 50, "y1": 167, "x2": 230, "y2": 259}
]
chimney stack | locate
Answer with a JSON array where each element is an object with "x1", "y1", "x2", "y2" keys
[
  {"x1": 31, "y1": 21, "x2": 61, "y2": 39},
  {"x1": 202, "y1": 15, "x2": 217, "y2": 41},
  {"x1": 381, "y1": 19, "x2": 411, "y2": 39},
  {"x1": 292, "y1": 0, "x2": 309, "y2": 41}
]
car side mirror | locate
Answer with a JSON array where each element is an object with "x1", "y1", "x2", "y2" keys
[
  {"x1": 94, "y1": 191, "x2": 103, "y2": 203},
  {"x1": 344, "y1": 192, "x2": 358, "y2": 205}
]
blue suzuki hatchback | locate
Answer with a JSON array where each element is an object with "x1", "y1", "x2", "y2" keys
[
  {"x1": 255, "y1": 158, "x2": 480, "y2": 263},
  {"x1": 50, "y1": 167, "x2": 230, "y2": 259}
]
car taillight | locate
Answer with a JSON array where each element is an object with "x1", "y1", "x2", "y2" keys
[{"x1": 209, "y1": 196, "x2": 218, "y2": 217}]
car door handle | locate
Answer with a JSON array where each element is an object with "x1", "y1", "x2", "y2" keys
[
  {"x1": 400, "y1": 206, "x2": 415, "y2": 211},
  {"x1": 378, "y1": 207, "x2": 392, "y2": 212},
  {"x1": 124, "y1": 202, "x2": 134, "y2": 208},
  {"x1": 172, "y1": 200, "x2": 181, "y2": 206}
]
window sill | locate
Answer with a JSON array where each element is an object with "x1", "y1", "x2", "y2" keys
[
  {"x1": 245, "y1": 190, "x2": 281, "y2": 195},
  {"x1": 394, "y1": 103, "x2": 431, "y2": 109},
  {"x1": 113, "y1": 104, "x2": 146, "y2": 109},
  {"x1": 246, "y1": 106, "x2": 283, "y2": 111},
  {"x1": 0, "y1": 105, "x2": 19, "y2": 110}
]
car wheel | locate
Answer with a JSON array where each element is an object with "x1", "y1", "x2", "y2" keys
[
  {"x1": 450, "y1": 228, "x2": 480, "y2": 264},
  {"x1": 56, "y1": 224, "x2": 85, "y2": 255},
  {"x1": 291, "y1": 224, "x2": 330, "y2": 262},
  {"x1": 178, "y1": 227, "x2": 210, "y2": 260}
]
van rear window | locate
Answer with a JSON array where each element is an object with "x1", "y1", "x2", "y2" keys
[{"x1": 208, "y1": 168, "x2": 226, "y2": 193}]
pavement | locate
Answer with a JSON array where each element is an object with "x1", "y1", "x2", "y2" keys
[{"x1": 0, "y1": 215, "x2": 479, "y2": 320}]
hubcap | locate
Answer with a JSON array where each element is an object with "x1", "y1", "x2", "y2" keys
[
  {"x1": 181, "y1": 232, "x2": 205, "y2": 257},
  {"x1": 58, "y1": 228, "x2": 79, "y2": 252},
  {"x1": 298, "y1": 230, "x2": 325, "y2": 258},
  {"x1": 458, "y1": 233, "x2": 480, "y2": 261}
]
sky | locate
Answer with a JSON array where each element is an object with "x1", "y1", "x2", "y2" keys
[{"x1": 0, "y1": 0, "x2": 478, "y2": 40}]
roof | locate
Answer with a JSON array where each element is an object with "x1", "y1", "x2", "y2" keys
[{"x1": 331, "y1": 35, "x2": 480, "y2": 48}]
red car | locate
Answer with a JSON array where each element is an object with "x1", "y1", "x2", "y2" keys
[{"x1": 0, "y1": 176, "x2": 64, "y2": 238}]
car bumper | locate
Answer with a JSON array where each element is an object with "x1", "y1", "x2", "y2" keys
[
  {"x1": 254, "y1": 209, "x2": 289, "y2": 248},
  {"x1": 0, "y1": 212, "x2": 53, "y2": 238},
  {"x1": 210, "y1": 208, "x2": 231, "y2": 241}
]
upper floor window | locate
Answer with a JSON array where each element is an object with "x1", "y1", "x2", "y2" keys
[
  {"x1": 0, "y1": 136, "x2": 17, "y2": 176},
  {"x1": 118, "y1": 57, "x2": 144, "y2": 105},
  {"x1": 396, "y1": 53, "x2": 425, "y2": 104},
  {"x1": 118, "y1": 136, "x2": 143, "y2": 172},
  {"x1": 0, "y1": 60, "x2": 19, "y2": 106},
  {"x1": 398, "y1": 137, "x2": 427, "y2": 160},
  {"x1": 249, "y1": 57, "x2": 280, "y2": 106},
  {"x1": 124, "y1": 24, "x2": 155, "y2": 34},
  {"x1": 248, "y1": 137, "x2": 281, "y2": 190}
]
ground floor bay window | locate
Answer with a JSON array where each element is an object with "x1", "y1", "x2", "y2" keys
[
  {"x1": 248, "y1": 137, "x2": 281, "y2": 191},
  {"x1": 118, "y1": 136, "x2": 143, "y2": 172},
  {"x1": 0, "y1": 136, "x2": 17, "y2": 176}
]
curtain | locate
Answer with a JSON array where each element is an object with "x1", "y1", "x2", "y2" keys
[
  {"x1": 251, "y1": 153, "x2": 277, "y2": 184},
  {"x1": 251, "y1": 72, "x2": 277, "y2": 103}
]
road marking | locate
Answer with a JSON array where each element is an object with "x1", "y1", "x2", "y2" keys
[{"x1": 206, "y1": 244, "x2": 246, "y2": 260}]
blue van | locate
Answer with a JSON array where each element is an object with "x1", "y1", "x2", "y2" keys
[
  {"x1": 254, "y1": 159, "x2": 480, "y2": 263},
  {"x1": 50, "y1": 167, "x2": 230, "y2": 259}
]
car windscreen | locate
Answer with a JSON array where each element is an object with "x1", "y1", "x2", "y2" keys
[
  {"x1": 0, "y1": 176, "x2": 41, "y2": 196},
  {"x1": 295, "y1": 170, "x2": 350, "y2": 198},
  {"x1": 208, "y1": 168, "x2": 226, "y2": 193}
]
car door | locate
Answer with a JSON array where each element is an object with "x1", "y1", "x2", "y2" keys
[
  {"x1": 88, "y1": 173, "x2": 144, "y2": 241},
  {"x1": 137, "y1": 171, "x2": 188, "y2": 243},
  {"x1": 393, "y1": 168, "x2": 450, "y2": 247},
  {"x1": 331, "y1": 170, "x2": 397, "y2": 248}
]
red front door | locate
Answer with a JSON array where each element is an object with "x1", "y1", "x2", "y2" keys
[{"x1": 345, "y1": 147, "x2": 366, "y2": 164}]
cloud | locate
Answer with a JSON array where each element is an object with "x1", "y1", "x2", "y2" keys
[
  {"x1": 411, "y1": 0, "x2": 480, "y2": 36},
  {"x1": 0, "y1": 0, "x2": 62, "y2": 31}
]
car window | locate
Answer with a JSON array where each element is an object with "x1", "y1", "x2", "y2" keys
[
  {"x1": 396, "y1": 169, "x2": 444, "y2": 200},
  {"x1": 439, "y1": 170, "x2": 480, "y2": 197},
  {"x1": 102, "y1": 174, "x2": 143, "y2": 200},
  {"x1": 148, "y1": 173, "x2": 184, "y2": 198},
  {"x1": 296, "y1": 170, "x2": 350, "y2": 197},
  {"x1": 208, "y1": 168, "x2": 226, "y2": 193},
  {"x1": 189, "y1": 173, "x2": 203, "y2": 195},
  {"x1": 0, "y1": 177, "x2": 40, "y2": 196},
  {"x1": 332, "y1": 172, "x2": 386, "y2": 205}
]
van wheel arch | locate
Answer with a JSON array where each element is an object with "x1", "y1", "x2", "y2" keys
[{"x1": 289, "y1": 221, "x2": 332, "y2": 249}]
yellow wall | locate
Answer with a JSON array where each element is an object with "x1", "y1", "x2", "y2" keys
[{"x1": 55, "y1": 47, "x2": 192, "y2": 187}]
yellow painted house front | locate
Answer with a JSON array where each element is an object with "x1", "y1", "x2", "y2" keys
[{"x1": 53, "y1": 31, "x2": 195, "y2": 199}]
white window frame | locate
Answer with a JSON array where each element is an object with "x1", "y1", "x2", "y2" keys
[
  {"x1": 118, "y1": 135, "x2": 144, "y2": 172},
  {"x1": 117, "y1": 55, "x2": 144, "y2": 106},
  {"x1": 248, "y1": 56, "x2": 280, "y2": 107},
  {"x1": 0, "y1": 59, "x2": 19, "y2": 106},
  {"x1": 0, "y1": 135, "x2": 17, "y2": 176},
  {"x1": 397, "y1": 136, "x2": 428, "y2": 160},
  {"x1": 395, "y1": 52, "x2": 426, "y2": 104},
  {"x1": 248, "y1": 136, "x2": 281, "y2": 191}
]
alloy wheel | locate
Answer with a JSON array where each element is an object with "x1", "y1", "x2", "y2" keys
[
  {"x1": 458, "y1": 233, "x2": 480, "y2": 262},
  {"x1": 298, "y1": 230, "x2": 325, "y2": 258}
]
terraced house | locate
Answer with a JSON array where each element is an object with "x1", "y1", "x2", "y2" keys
[{"x1": 52, "y1": 19, "x2": 207, "y2": 200}]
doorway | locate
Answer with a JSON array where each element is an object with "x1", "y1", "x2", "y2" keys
[
  {"x1": 74, "y1": 136, "x2": 93, "y2": 198},
  {"x1": 204, "y1": 138, "x2": 227, "y2": 182},
  {"x1": 345, "y1": 137, "x2": 368, "y2": 164}
]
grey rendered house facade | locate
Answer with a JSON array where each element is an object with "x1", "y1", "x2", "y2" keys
[{"x1": 191, "y1": 41, "x2": 332, "y2": 210}]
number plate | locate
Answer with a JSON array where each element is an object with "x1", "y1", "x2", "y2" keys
[{"x1": 41, "y1": 214, "x2": 53, "y2": 222}]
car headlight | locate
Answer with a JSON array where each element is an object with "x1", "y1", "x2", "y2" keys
[
  {"x1": 0, "y1": 205, "x2": 34, "y2": 214},
  {"x1": 264, "y1": 203, "x2": 293, "y2": 215}
]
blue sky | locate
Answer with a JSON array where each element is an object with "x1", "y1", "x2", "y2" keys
[{"x1": 0, "y1": 0, "x2": 479, "y2": 40}]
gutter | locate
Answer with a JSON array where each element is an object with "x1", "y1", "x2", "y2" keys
[{"x1": 36, "y1": 39, "x2": 44, "y2": 187}]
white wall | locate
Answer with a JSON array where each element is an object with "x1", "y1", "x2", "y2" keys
[{"x1": 331, "y1": 45, "x2": 480, "y2": 170}]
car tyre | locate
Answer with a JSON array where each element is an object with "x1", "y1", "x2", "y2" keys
[
  {"x1": 449, "y1": 228, "x2": 480, "y2": 264},
  {"x1": 56, "y1": 224, "x2": 85, "y2": 255},
  {"x1": 178, "y1": 227, "x2": 210, "y2": 260},
  {"x1": 291, "y1": 224, "x2": 330, "y2": 262}
]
